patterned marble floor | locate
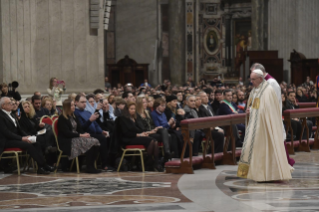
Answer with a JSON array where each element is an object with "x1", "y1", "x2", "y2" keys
[{"x1": 0, "y1": 151, "x2": 318, "y2": 212}]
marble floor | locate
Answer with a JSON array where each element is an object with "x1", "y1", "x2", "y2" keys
[{"x1": 0, "y1": 151, "x2": 319, "y2": 212}]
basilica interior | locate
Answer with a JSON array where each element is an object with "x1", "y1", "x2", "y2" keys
[{"x1": 0, "y1": 0, "x2": 318, "y2": 212}]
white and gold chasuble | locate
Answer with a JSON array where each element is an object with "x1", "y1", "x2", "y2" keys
[{"x1": 237, "y1": 80, "x2": 293, "y2": 181}]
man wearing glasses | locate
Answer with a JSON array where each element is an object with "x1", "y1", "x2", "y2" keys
[{"x1": 0, "y1": 97, "x2": 55, "y2": 174}]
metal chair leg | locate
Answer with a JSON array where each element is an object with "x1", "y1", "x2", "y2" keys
[
  {"x1": 55, "y1": 152, "x2": 62, "y2": 173},
  {"x1": 14, "y1": 152, "x2": 20, "y2": 175},
  {"x1": 140, "y1": 150, "x2": 145, "y2": 172},
  {"x1": 76, "y1": 157, "x2": 80, "y2": 174},
  {"x1": 117, "y1": 150, "x2": 126, "y2": 172}
]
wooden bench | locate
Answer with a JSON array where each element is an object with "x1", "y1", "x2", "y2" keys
[
  {"x1": 283, "y1": 108, "x2": 319, "y2": 154},
  {"x1": 298, "y1": 102, "x2": 316, "y2": 108},
  {"x1": 165, "y1": 114, "x2": 245, "y2": 174}
]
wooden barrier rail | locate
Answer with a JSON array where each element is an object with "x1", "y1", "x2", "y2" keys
[
  {"x1": 298, "y1": 102, "x2": 316, "y2": 108},
  {"x1": 283, "y1": 108, "x2": 319, "y2": 154},
  {"x1": 165, "y1": 114, "x2": 245, "y2": 174},
  {"x1": 165, "y1": 107, "x2": 318, "y2": 174}
]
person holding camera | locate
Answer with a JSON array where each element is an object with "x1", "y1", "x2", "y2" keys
[
  {"x1": 47, "y1": 77, "x2": 66, "y2": 109},
  {"x1": 0, "y1": 82, "x2": 21, "y2": 101}
]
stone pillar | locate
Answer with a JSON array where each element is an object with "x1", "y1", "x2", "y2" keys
[
  {"x1": 224, "y1": 14, "x2": 232, "y2": 67},
  {"x1": 169, "y1": 0, "x2": 185, "y2": 85},
  {"x1": 251, "y1": 0, "x2": 269, "y2": 50}
]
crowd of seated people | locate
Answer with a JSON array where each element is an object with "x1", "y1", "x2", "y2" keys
[{"x1": 0, "y1": 72, "x2": 317, "y2": 174}]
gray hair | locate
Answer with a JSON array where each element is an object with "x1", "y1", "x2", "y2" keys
[
  {"x1": 186, "y1": 95, "x2": 196, "y2": 101},
  {"x1": 0, "y1": 97, "x2": 9, "y2": 108},
  {"x1": 250, "y1": 63, "x2": 266, "y2": 73},
  {"x1": 197, "y1": 91, "x2": 206, "y2": 96}
]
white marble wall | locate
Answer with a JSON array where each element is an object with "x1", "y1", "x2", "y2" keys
[
  {"x1": 268, "y1": 0, "x2": 319, "y2": 82},
  {"x1": 115, "y1": 0, "x2": 158, "y2": 84},
  {"x1": 0, "y1": 0, "x2": 105, "y2": 94}
]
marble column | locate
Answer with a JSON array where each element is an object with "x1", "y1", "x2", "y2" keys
[
  {"x1": 169, "y1": 0, "x2": 185, "y2": 85},
  {"x1": 224, "y1": 14, "x2": 232, "y2": 67},
  {"x1": 251, "y1": 0, "x2": 268, "y2": 50}
]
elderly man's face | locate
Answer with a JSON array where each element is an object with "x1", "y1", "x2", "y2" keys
[
  {"x1": 200, "y1": 92, "x2": 209, "y2": 104},
  {"x1": 187, "y1": 97, "x2": 196, "y2": 109},
  {"x1": 250, "y1": 73, "x2": 263, "y2": 88},
  {"x1": 2, "y1": 98, "x2": 13, "y2": 112},
  {"x1": 195, "y1": 96, "x2": 202, "y2": 108}
]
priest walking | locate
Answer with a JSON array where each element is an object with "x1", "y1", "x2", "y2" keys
[
  {"x1": 250, "y1": 63, "x2": 295, "y2": 167},
  {"x1": 237, "y1": 69, "x2": 293, "y2": 182}
]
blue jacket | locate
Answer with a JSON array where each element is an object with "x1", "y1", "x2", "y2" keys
[
  {"x1": 151, "y1": 110, "x2": 170, "y2": 129},
  {"x1": 74, "y1": 108, "x2": 103, "y2": 134}
]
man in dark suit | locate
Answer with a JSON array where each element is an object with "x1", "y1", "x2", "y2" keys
[
  {"x1": 197, "y1": 92, "x2": 224, "y2": 153},
  {"x1": 211, "y1": 90, "x2": 223, "y2": 115},
  {"x1": 0, "y1": 97, "x2": 54, "y2": 174},
  {"x1": 32, "y1": 95, "x2": 50, "y2": 120},
  {"x1": 218, "y1": 89, "x2": 245, "y2": 143},
  {"x1": 284, "y1": 91, "x2": 312, "y2": 139}
]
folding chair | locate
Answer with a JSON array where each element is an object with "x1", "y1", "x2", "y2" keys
[
  {"x1": 40, "y1": 115, "x2": 53, "y2": 125},
  {"x1": 51, "y1": 114, "x2": 58, "y2": 121},
  {"x1": 0, "y1": 148, "x2": 28, "y2": 175},
  {"x1": 117, "y1": 145, "x2": 145, "y2": 172},
  {"x1": 52, "y1": 119, "x2": 78, "y2": 173}
]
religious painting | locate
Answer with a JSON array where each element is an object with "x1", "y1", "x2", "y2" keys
[
  {"x1": 204, "y1": 27, "x2": 220, "y2": 55},
  {"x1": 233, "y1": 19, "x2": 251, "y2": 72}
]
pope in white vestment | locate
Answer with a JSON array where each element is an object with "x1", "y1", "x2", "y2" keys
[{"x1": 237, "y1": 69, "x2": 293, "y2": 182}]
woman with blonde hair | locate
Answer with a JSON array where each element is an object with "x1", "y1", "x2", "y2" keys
[
  {"x1": 47, "y1": 77, "x2": 66, "y2": 109},
  {"x1": 57, "y1": 99, "x2": 101, "y2": 173},
  {"x1": 18, "y1": 101, "x2": 56, "y2": 159},
  {"x1": 68, "y1": 93, "x2": 77, "y2": 102}
]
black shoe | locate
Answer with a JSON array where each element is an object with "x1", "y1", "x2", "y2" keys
[
  {"x1": 86, "y1": 168, "x2": 102, "y2": 174},
  {"x1": 44, "y1": 164, "x2": 56, "y2": 172},
  {"x1": 37, "y1": 167, "x2": 50, "y2": 175},
  {"x1": 153, "y1": 164, "x2": 164, "y2": 172}
]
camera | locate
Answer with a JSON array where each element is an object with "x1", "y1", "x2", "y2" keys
[
  {"x1": 99, "y1": 99, "x2": 103, "y2": 103},
  {"x1": 57, "y1": 80, "x2": 65, "y2": 85}
]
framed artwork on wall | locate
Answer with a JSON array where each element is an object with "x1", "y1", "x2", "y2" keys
[{"x1": 204, "y1": 27, "x2": 220, "y2": 56}]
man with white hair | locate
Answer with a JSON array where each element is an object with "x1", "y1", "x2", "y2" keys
[
  {"x1": 237, "y1": 69, "x2": 293, "y2": 182},
  {"x1": 250, "y1": 63, "x2": 295, "y2": 167},
  {"x1": 0, "y1": 97, "x2": 55, "y2": 174}
]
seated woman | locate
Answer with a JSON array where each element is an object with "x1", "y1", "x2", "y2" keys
[
  {"x1": 118, "y1": 102, "x2": 163, "y2": 171},
  {"x1": 85, "y1": 94, "x2": 102, "y2": 115},
  {"x1": 11, "y1": 98, "x2": 20, "y2": 118},
  {"x1": 18, "y1": 101, "x2": 56, "y2": 162},
  {"x1": 57, "y1": 99, "x2": 101, "y2": 173},
  {"x1": 136, "y1": 97, "x2": 173, "y2": 161},
  {"x1": 42, "y1": 97, "x2": 58, "y2": 115}
]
